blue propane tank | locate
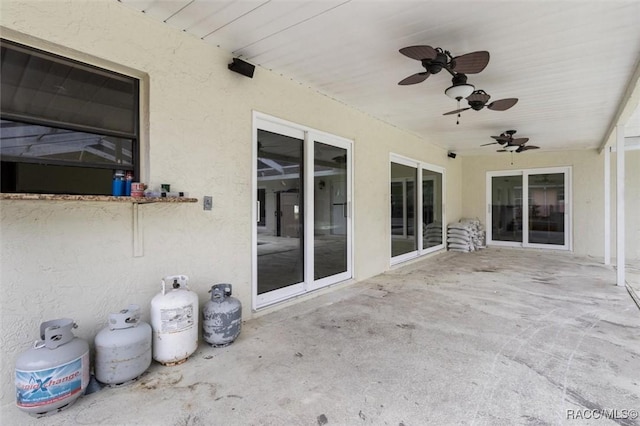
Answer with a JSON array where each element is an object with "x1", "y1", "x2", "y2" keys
[
  {"x1": 15, "y1": 319, "x2": 90, "y2": 416},
  {"x1": 202, "y1": 283, "x2": 242, "y2": 347},
  {"x1": 94, "y1": 305, "x2": 152, "y2": 385}
]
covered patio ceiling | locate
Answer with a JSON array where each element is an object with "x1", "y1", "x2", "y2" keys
[{"x1": 120, "y1": 0, "x2": 640, "y2": 156}]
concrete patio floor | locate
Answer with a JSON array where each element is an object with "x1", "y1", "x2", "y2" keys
[{"x1": 3, "y1": 248, "x2": 639, "y2": 426}]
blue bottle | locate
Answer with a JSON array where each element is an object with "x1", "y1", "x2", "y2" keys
[{"x1": 112, "y1": 170, "x2": 125, "y2": 196}]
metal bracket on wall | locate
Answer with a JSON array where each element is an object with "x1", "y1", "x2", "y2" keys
[{"x1": 133, "y1": 203, "x2": 144, "y2": 257}]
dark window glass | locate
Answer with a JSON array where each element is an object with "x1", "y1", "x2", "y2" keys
[{"x1": 0, "y1": 39, "x2": 139, "y2": 195}]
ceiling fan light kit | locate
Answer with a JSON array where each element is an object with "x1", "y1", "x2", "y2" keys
[
  {"x1": 397, "y1": 44, "x2": 528, "y2": 149},
  {"x1": 445, "y1": 73, "x2": 475, "y2": 100}
]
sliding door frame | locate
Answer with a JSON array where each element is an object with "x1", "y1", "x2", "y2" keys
[
  {"x1": 390, "y1": 153, "x2": 446, "y2": 265},
  {"x1": 252, "y1": 112, "x2": 353, "y2": 310},
  {"x1": 486, "y1": 166, "x2": 572, "y2": 250}
]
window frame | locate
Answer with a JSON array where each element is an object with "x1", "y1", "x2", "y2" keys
[{"x1": 0, "y1": 38, "x2": 141, "y2": 193}]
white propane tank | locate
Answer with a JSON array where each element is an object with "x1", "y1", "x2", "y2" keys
[
  {"x1": 15, "y1": 319, "x2": 90, "y2": 416},
  {"x1": 94, "y1": 305, "x2": 152, "y2": 385},
  {"x1": 150, "y1": 275, "x2": 199, "y2": 365},
  {"x1": 202, "y1": 283, "x2": 242, "y2": 347}
]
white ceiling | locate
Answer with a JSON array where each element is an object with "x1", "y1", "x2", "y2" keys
[{"x1": 119, "y1": 0, "x2": 640, "y2": 156}]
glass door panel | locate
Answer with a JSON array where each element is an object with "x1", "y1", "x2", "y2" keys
[
  {"x1": 256, "y1": 129, "x2": 303, "y2": 295},
  {"x1": 528, "y1": 173, "x2": 565, "y2": 245},
  {"x1": 391, "y1": 162, "x2": 417, "y2": 257},
  {"x1": 422, "y1": 169, "x2": 443, "y2": 249},
  {"x1": 491, "y1": 175, "x2": 523, "y2": 243},
  {"x1": 314, "y1": 142, "x2": 347, "y2": 280}
]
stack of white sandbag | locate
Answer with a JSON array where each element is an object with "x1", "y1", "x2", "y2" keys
[
  {"x1": 423, "y1": 221, "x2": 443, "y2": 246},
  {"x1": 447, "y1": 218, "x2": 486, "y2": 252}
]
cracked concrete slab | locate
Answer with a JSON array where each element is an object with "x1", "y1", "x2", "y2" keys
[{"x1": 3, "y1": 248, "x2": 639, "y2": 425}]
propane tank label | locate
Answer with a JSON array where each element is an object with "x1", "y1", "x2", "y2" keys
[
  {"x1": 160, "y1": 304, "x2": 195, "y2": 333},
  {"x1": 15, "y1": 352, "x2": 89, "y2": 408}
]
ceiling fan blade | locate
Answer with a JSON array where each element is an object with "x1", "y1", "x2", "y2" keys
[
  {"x1": 480, "y1": 142, "x2": 498, "y2": 146},
  {"x1": 399, "y1": 45, "x2": 437, "y2": 61},
  {"x1": 398, "y1": 72, "x2": 430, "y2": 85},
  {"x1": 491, "y1": 136, "x2": 510, "y2": 143},
  {"x1": 520, "y1": 145, "x2": 540, "y2": 151},
  {"x1": 443, "y1": 107, "x2": 470, "y2": 116},
  {"x1": 496, "y1": 149, "x2": 507, "y2": 152},
  {"x1": 450, "y1": 51, "x2": 490, "y2": 74},
  {"x1": 511, "y1": 137, "x2": 529, "y2": 145},
  {"x1": 487, "y1": 98, "x2": 518, "y2": 111}
]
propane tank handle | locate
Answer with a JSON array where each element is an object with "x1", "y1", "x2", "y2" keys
[
  {"x1": 40, "y1": 318, "x2": 76, "y2": 349},
  {"x1": 209, "y1": 283, "x2": 232, "y2": 300},
  {"x1": 108, "y1": 304, "x2": 141, "y2": 330},
  {"x1": 161, "y1": 274, "x2": 189, "y2": 295}
]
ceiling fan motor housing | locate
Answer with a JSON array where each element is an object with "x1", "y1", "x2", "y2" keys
[
  {"x1": 466, "y1": 90, "x2": 491, "y2": 110},
  {"x1": 422, "y1": 52, "x2": 448, "y2": 74}
]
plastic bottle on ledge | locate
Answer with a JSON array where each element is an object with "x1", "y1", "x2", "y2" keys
[
  {"x1": 125, "y1": 171, "x2": 133, "y2": 196},
  {"x1": 112, "y1": 170, "x2": 125, "y2": 196}
]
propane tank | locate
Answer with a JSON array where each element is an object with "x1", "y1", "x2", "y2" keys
[
  {"x1": 202, "y1": 283, "x2": 242, "y2": 347},
  {"x1": 94, "y1": 305, "x2": 152, "y2": 385},
  {"x1": 15, "y1": 319, "x2": 90, "y2": 416},
  {"x1": 150, "y1": 275, "x2": 199, "y2": 365}
]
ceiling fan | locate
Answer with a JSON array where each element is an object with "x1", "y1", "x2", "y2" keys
[
  {"x1": 443, "y1": 90, "x2": 518, "y2": 124},
  {"x1": 397, "y1": 46, "x2": 489, "y2": 95},
  {"x1": 481, "y1": 130, "x2": 539, "y2": 153}
]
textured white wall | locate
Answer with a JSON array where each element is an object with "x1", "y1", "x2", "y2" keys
[
  {"x1": 0, "y1": 0, "x2": 459, "y2": 409},
  {"x1": 460, "y1": 150, "x2": 607, "y2": 257}
]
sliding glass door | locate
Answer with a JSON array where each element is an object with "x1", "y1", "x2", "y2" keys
[
  {"x1": 391, "y1": 163, "x2": 417, "y2": 257},
  {"x1": 313, "y1": 141, "x2": 349, "y2": 284},
  {"x1": 487, "y1": 167, "x2": 570, "y2": 249},
  {"x1": 256, "y1": 128, "x2": 304, "y2": 296},
  {"x1": 490, "y1": 174, "x2": 523, "y2": 243},
  {"x1": 254, "y1": 114, "x2": 352, "y2": 308},
  {"x1": 391, "y1": 155, "x2": 445, "y2": 264},
  {"x1": 528, "y1": 172, "x2": 566, "y2": 245}
]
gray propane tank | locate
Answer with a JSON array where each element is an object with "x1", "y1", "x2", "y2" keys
[
  {"x1": 15, "y1": 319, "x2": 90, "y2": 416},
  {"x1": 94, "y1": 305, "x2": 152, "y2": 385},
  {"x1": 202, "y1": 283, "x2": 242, "y2": 347}
]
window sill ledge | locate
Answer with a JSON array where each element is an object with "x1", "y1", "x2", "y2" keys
[{"x1": 0, "y1": 193, "x2": 198, "y2": 204}]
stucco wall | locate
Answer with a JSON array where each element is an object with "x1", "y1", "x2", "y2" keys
[{"x1": 0, "y1": 0, "x2": 460, "y2": 409}]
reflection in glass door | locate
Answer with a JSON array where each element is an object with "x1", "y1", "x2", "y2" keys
[
  {"x1": 423, "y1": 169, "x2": 443, "y2": 249},
  {"x1": 256, "y1": 129, "x2": 304, "y2": 295},
  {"x1": 528, "y1": 173, "x2": 565, "y2": 245},
  {"x1": 491, "y1": 175, "x2": 523, "y2": 243},
  {"x1": 391, "y1": 163, "x2": 417, "y2": 257},
  {"x1": 314, "y1": 142, "x2": 348, "y2": 281}
]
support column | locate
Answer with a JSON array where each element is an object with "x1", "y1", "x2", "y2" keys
[
  {"x1": 604, "y1": 147, "x2": 610, "y2": 265},
  {"x1": 616, "y1": 125, "x2": 625, "y2": 287}
]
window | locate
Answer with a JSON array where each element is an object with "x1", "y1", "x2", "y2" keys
[{"x1": 0, "y1": 39, "x2": 139, "y2": 195}]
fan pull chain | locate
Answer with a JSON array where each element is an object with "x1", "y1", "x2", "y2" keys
[
  {"x1": 510, "y1": 151, "x2": 514, "y2": 165},
  {"x1": 456, "y1": 99, "x2": 461, "y2": 125}
]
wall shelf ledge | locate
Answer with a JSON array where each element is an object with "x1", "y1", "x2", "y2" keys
[{"x1": 0, "y1": 193, "x2": 198, "y2": 204}]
